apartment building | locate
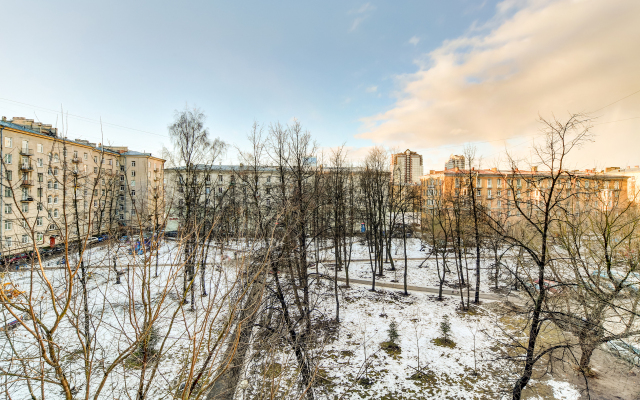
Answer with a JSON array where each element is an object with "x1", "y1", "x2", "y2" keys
[
  {"x1": 0, "y1": 117, "x2": 165, "y2": 255},
  {"x1": 164, "y1": 164, "x2": 279, "y2": 232},
  {"x1": 104, "y1": 146, "x2": 165, "y2": 230},
  {"x1": 444, "y1": 154, "x2": 465, "y2": 171},
  {"x1": 420, "y1": 167, "x2": 629, "y2": 221},
  {"x1": 391, "y1": 149, "x2": 423, "y2": 184}
]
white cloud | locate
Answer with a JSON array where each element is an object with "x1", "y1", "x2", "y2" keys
[
  {"x1": 349, "y1": 3, "x2": 376, "y2": 32},
  {"x1": 408, "y1": 36, "x2": 420, "y2": 45},
  {"x1": 366, "y1": 86, "x2": 378, "y2": 93},
  {"x1": 358, "y1": 0, "x2": 640, "y2": 168}
]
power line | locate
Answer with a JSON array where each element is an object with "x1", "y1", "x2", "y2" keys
[
  {"x1": 592, "y1": 88, "x2": 640, "y2": 113},
  {"x1": 0, "y1": 97, "x2": 168, "y2": 138}
]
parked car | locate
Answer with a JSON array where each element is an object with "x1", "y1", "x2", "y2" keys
[
  {"x1": 165, "y1": 231, "x2": 179, "y2": 238},
  {"x1": 588, "y1": 271, "x2": 640, "y2": 294},
  {"x1": 87, "y1": 237, "x2": 100, "y2": 245},
  {"x1": 606, "y1": 340, "x2": 640, "y2": 367},
  {"x1": 8, "y1": 253, "x2": 28, "y2": 264},
  {"x1": 524, "y1": 279, "x2": 564, "y2": 294}
]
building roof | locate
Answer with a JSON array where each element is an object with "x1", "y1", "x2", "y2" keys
[{"x1": 0, "y1": 120, "x2": 122, "y2": 156}]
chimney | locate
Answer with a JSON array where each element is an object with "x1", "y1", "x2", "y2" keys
[
  {"x1": 491, "y1": 167, "x2": 497, "y2": 172},
  {"x1": 532, "y1": 166, "x2": 538, "y2": 172}
]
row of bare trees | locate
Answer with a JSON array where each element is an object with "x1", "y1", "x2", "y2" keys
[{"x1": 1, "y1": 109, "x2": 638, "y2": 399}]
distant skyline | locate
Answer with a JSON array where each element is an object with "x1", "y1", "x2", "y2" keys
[{"x1": 1, "y1": 0, "x2": 639, "y2": 171}]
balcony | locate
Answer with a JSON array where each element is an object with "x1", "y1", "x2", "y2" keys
[
  {"x1": 20, "y1": 196, "x2": 34, "y2": 202},
  {"x1": 19, "y1": 148, "x2": 33, "y2": 156},
  {"x1": 154, "y1": 168, "x2": 160, "y2": 173},
  {"x1": 20, "y1": 180, "x2": 34, "y2": 187},
  {"x1": 19, "y1": 163, "x2": 33, "y2": 171},
  {"x1": 71, "y1": 157, "x2": 82, "y2": 163}
]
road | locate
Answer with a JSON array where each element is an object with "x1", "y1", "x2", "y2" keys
[{"x1": 337, "y1": 277, "x2": 506, "y2": 301}]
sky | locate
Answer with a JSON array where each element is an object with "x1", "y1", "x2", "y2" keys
[{"x1": 0, "y1": 0, "x2": 638, "y2": 170}]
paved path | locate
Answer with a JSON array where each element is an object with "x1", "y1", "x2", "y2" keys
[{"x1": 337, "y1": 277, "x2": 506, "y2": 301}]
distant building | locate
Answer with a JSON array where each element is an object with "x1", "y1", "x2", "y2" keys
[
  {"x1": 607, "y1": 166, "x2": 640, "y2": 201},
  {"x1": 420, "y1": 167, "x2": 629, "y2": 223},
  {"x1": 445, "y1": 154, "x2": 465, "y2": 170},
  {"x1": 391, "y1": 149, "x2": 423, "y2": 184}
]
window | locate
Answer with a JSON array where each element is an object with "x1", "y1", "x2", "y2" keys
[
  {"x1": 94, "y1": 167, "x2": 98, "y2": 174},
  {"x1": 47, "y1": 195, "x2": 52, "y2": 204},
  {"x1": 614, "y1": 181, "x2": 619, "y2": 189},
  {"x1": 497, "y1": 199, "x2": 502, "y2": 207},
  {"x1": 36, "y1": 217, "x2": 43, "y2": 226},
  {"x1": 131, "y1": 180, "x2": 135, "y2": 187},
  {"x1": 218, "y1": 175, "x2": 223, "y2": 182},
  {"x1": 94, "y1": 156, "x2": 98, "y2": 163},
  {"x1": 21, "y1": 203, "x2": 28, "y2": 213},
  {"x1": 266, "y1": 188, "x2": 271, "y2": 195},
  {"x1": 131, "y1": 190, "x2": 135, "y2": 196},
  {"x1": 37, "y1": 203, "x2": 43, "y2": 211},
  {"x1": 119, "y1": 214, "x2": 124, "y2": 220},
  {"x1": 101, "y1": 189, "x2": 106, "y2": 196},
  {"x1": 119, "y1": 195, "x2": 124, "y2": 201},
  {"x1": 267, "y1": 176, "x2": 271, "y2": 183},
  {"x1": 5, "y1": 170, "x2": 11, "y2": 181},
  {"x1": 517, "y1": 179, "x2": 522, "y2": 188},
  {"x1": 38, "y1": 173, "x2": 43, "y2": 182},
  {"x1": 82, "y1": 152, "x2": 87, "y2": 160},
  {"x1": 5, "y1": 237, "x2": 11, "y2": 247},
  {"x1": 131, "y1": 160, "x2": 136, "y2": 167},
  {"x1": 131, "y1": 171, "x2": 136, "y2": 177},
  {"x1": 476, "y1": 177, "x2": 481, "y2": 187},
  {"x1": 37, "y1": 158, "x2": 43, "y2": 167},
  {"x1": 37, "y1": 143, "x2": 44, "y2": 153},
  {"x1": 53, "y1": 209, "x2": 59, "y2": 217},
  {"x1": 93, "y1": 200, "x2": 98, "y2": 207},
  {"x1": 37, "y1": 188, "x2": 42, "y2": 197},
  {"x1": 487, "y1": 189, "x2": 492, "y2": 198},
  {"x1": 4, "y1": 204, "x2": 11, "y2": 214},
  {"x1": 4, "y1": 137, "x2": 12, "y2": 148},
  {"x1": 54, "y1": 153, "x2": 59, "y2": 162},
  {"x1": 108, "y1": 159, "x2": 112, "y2": 165},
  {"x1": 120, "y1": 185, "x2": 124, "y2": 191},
  {"x1": 21, "y1": 235, "x2": 28, "y2": 244},
  {"x1": 4, "y1": 221, "x2": 12, "y2": 230},
  {"x1": 4, "y1": 154, "x2": 11, "y2": 164},
  {"x1": 53, "y1": 182, "x2": 58, "y2": 190},
  {"x1": 53, "y1": 167, "x2": 58, "y2": 176},
  {"x1": 120, "y1": 165, "x2": 125, "y2": 172},
  {"x1": 497, "y1": 179, "x2": 502, "y2": 188},
  {"x1": 218, "y1": 187, "x2": 222, "y2": 194},
  {"x1": 36, "y1": 233, "x2": 43, "y2": 242},
  {"x1": 73, "y1": 150, "x2": 78, "y2": 158},
  {"x1": 4, "y1": 187, "x2": 11, "y2": 197}
]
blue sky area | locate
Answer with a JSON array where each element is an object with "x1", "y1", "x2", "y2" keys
[
  {"x1": 0, "y1": 1, "x2": 500, "y2": 163},
  {"x1": 1, "y1": 1, "x2": 639, "y2": 169}
]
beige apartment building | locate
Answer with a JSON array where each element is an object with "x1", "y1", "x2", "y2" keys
[
  {"x1": 420, "y1": 167, "x2": 629, "y2": 221},
  {"x1": 0, "y1": 117, "x2": 164, "y2": 256},
  {"x1": 391, "y1": 149, "x2": 423, "y2": 185}
]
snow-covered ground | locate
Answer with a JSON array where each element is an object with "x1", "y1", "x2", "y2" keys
[{"x1": 0, "y1": 238, "x2": 589, "y2": 399}]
